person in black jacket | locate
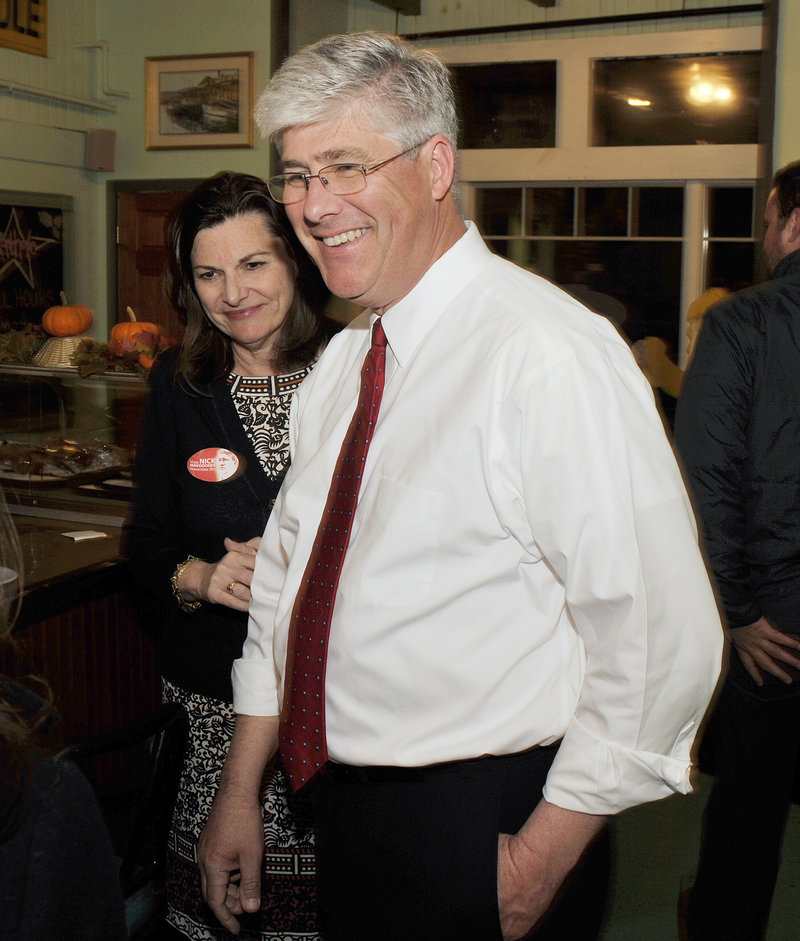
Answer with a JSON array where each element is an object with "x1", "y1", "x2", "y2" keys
[
  {"x1": 124, "y1": 172, "x2": 332, "y2": 940},
  {"x1": 674, "y1": 159, "x2": 800, "y2": 941}
]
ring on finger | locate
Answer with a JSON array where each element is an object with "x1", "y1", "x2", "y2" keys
[{"x1": 226, "y1": 581, "x2": 238, "y2": 595}]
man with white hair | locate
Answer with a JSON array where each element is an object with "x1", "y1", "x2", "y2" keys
[{"x1": 199, "y1": 32, "x2": 723, "y2": 941}]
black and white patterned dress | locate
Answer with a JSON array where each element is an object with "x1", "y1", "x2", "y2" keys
[{"x1": 165, "y1": 366, "x2": 319, "y2": 941}]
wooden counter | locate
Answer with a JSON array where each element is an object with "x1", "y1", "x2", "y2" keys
[{"x1": 6, "y1": 507, "x2": 161, "y2": 744}]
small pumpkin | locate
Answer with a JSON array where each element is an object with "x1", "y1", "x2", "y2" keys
[
  {"x1": 42, "y1": 292, "x2": 93, "y2": 337},
  {"x1": 110, "y1": 306, "x2": 161, "y2": 345}
]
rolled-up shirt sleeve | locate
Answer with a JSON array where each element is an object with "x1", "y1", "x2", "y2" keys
[
  {"x1": 231, "y1": 388, "x2": 305, "y2": 717},
  {"x1": 231, "y1": 497, "x2": 285, "y2": 717},
  {"x1": 521, "y1": 346, "x2": 724, "y2": 814}
]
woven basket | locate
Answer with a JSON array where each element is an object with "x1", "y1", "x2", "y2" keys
[{"x1": 32, "y1": 336, "x2": 83, "y2": 368}]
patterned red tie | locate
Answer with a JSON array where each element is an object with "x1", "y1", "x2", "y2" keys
[{"x1": 279, "y1": 318, "x2": 388, "y2": 791}]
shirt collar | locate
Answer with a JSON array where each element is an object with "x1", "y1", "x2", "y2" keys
[
  {"x1": 772, "y1": 248, "x2": 800, "y2": 280},
  {"x1": 374, "y1": 221, "x2": 489, "y2": 368}
]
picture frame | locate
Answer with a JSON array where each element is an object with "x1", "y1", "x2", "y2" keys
[
  {"x1": 145, "y1": 53, "x2": 254, "y2": 150},
  {"x1": 0, "y1": 191, "x2": 73, "y2": 329}
]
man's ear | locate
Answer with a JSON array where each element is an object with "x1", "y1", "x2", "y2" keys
[
  {"x1": 428, "y1": 136, "x2": 456, "y2": 201},
  {"x1": 787, "y1": 207, "x2": 800, "y2": 248}
]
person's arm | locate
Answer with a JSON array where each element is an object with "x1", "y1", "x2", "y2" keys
[
  {"x1": 495, "y1": 331, "x2": 722, "y2": 933},
  {"x1": 199, "y1": 440, "x2": 296, "y2": 929},
  {"x1": 172, "y1": 536, "x2": 261, "y2": 613},
  {"x1": 674, "y1": 307, "x2": 760, "y2": 628},
  {"x1": 497, "y1": 801, "x2": 607, "y2": 940},
  {"x1": 198, "y1": 714, "x2": 278, "y2": 935},
  {"x1": 124, "y1": 360, "x2": 262, "y2": 614},
  {"x1": 123, "y1": 357, "x2": 188, "y2": 610},
  {"x1": 674, "y1": 306, "x2": 800, "y2": 684},
  {"x1": 633, "y1": 336, "x2": 685, "y2": 398}
]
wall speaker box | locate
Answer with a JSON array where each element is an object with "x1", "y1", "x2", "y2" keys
[{"x1": 85, "y1": 128, "x2": 116, "y2": 172}]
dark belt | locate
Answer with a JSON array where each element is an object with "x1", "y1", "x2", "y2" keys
[{"x1": 321, "y1": 743, "x2": 558, "y2": 785}]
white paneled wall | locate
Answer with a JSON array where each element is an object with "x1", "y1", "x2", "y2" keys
[
  {"x1": 0, "y1": 0, "x2": 111, "y2": 133},
  {"x1": 347, "y1": 0, "x2": 762, "y2": 41}
]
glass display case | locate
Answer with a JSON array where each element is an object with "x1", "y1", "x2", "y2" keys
[
  {"x1": 1, "y1": 364, "x2": 161, "y2": 749},
  {"x1": 0, "y1": 363, "x2": 148, "y2": 523}
]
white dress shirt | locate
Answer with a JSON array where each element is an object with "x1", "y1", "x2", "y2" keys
[{"x1": 234, "y1": 222, "x2": 723, "y2": 816}]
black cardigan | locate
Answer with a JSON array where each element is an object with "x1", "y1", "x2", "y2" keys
[{"x1": 124, "y1": 349, "x2": 283, "y2": 702}]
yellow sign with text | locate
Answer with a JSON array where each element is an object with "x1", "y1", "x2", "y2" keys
[{"x1": 0, "y1": 0, "x2": 47, "y2": 56}]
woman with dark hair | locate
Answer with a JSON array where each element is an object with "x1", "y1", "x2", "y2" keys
[{"x1": 125, "y1": 171, "x2": 332, "y2": 940}]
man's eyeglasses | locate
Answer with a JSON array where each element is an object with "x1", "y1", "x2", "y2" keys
[{"x1": 267, "y1": 141, "x2": 429, "y2": 205}]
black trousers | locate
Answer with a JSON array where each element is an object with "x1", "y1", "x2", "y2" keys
[
  {"x1": 309, "y1": 746, "x2": 610, "y2": 941},
  {"x1": 687, "y1": 671, "x2": 800, "y2": 941}
]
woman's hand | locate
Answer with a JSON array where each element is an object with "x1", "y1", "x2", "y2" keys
[{"x1": 177, "y1": 536, "x2": 261, "y2": 612}]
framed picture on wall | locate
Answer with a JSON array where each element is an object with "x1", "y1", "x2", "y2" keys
[{"x1": 145, "y1": 52, "x2": 254, "y2": 150}]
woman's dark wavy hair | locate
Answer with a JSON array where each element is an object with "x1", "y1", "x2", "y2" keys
[{"x1": 165, "y1": 171, "x2": 330, "y2": 386}]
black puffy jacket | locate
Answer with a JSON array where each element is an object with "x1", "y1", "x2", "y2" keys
[{"x1": 675, "y1": 250, "x2": 800, "y2": 635}]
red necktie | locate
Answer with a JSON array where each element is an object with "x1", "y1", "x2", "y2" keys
[{"x1": 279, "y1": 319, "x2": 388, "y2": 791}]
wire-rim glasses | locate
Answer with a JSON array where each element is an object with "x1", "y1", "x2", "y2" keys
[{"x1": 267, "y1": 140, "x2": 429, "y2": 205}]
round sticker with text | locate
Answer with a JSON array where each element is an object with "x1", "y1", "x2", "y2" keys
[{"x1": 187, "y1": 448, "x2": 243, "y2": 482}]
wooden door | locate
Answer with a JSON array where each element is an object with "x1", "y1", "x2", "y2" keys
[{"x1": 116, "y1": 188, "x2": 193, "y2": 343}]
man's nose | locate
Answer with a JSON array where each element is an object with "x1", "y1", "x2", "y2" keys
[{"x1": 301, "y1": 175, "x2": 342, "y2": 221}]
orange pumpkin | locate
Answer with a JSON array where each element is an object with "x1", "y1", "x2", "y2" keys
[
  {"x1": 111, "y1": 306, "x2": 161, "y2": 344},
  {"x1": 42, "y1": 292, "x2": 93, "y2": 337}
]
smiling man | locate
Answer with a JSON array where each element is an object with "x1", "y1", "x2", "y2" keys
[{"x1": 198, "y1": 32, "x2": 723, "y2": 941}]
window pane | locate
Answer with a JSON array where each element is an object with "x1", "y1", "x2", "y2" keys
[
  {"x1": 709, "y1": 186, "x2": 754, "y2": 238},
  {"x1": 635, "y1": 187, "x2": 684, "y2": 237},
  {"x1": 451, "y1": 62, "x2": 556, "y2": 149},
  {"x1": 524, "y1": 187, "x2": 574, "y2": 236},
  {"x1": 579, "y1": 187, "x2": 628, "y2": 237},
  {"x1": 593, "y1": 52, "x2": 761, "y2": 146},
  {"x1": 707, "y1": 241, "x2": 758, "y2": 292},
  {"x1": 475, "y1": 188, "x2": 524, "y2": 237},
  {"x1": 487, "y1": 238, "x2": 682, "y2": 352}
]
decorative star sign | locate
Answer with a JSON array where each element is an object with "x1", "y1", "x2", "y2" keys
[{"x1": 0, "y1": 207, "x2": 60, "y2": 289}]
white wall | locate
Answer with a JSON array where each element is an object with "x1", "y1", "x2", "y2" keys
[
  {"x1": 0, "y1": 0, "x2": 275, "y2": 336},
  {"x1": 346, "y1": 0, "x2": 762, "y2": 39},
  {"x1": 774, "y1": 0, "x2": 800, "y2": 170}
]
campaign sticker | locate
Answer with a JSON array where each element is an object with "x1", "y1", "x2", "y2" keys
[{"x1": 187, "y1": 448, "x2": 243, "y2": 482}]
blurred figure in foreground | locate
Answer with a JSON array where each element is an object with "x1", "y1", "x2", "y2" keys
[
  {"x1": 634, "y1": 287, "x2": 730, "y2": 400},
  {"x1": 0, "y1": 486, "x2": 126, "y2": 940}
]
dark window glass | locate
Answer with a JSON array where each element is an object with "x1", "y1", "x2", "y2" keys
[
  {"x1": 579, "y1": 187, "x2": 628, "y2": 237},
  {"x1": 474, "y1": 188, "x2": 523, "y2": 237},
  {"x1": 709, "y1": 186, "x2": 754, "y2": 238},
  {"x1": 707, "y1": 241, "x2": 758, "y2": 292},
  {"x1": 635, "y1": 187, "x2": 684, "y2": 237},
  {"x1": 524, "y1": 187, "x2": 574, "y2": 236},
  {"x1": 593, "y1": 51, "x2": 761, "y2": 146},
  {"x1": 451, "y1": 62, "x2": 557, "y2": 149},
  {"x1": 487, "y1": 237, "x2": 682, "y2": 351}
]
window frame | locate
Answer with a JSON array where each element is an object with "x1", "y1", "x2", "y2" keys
[{"x1": 431, "y1": 27, "x2": 764, "y2": 355}]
